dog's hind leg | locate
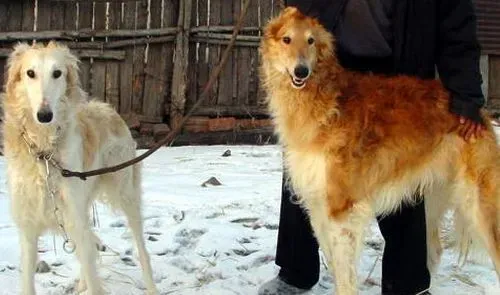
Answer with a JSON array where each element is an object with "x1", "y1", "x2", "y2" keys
[
  {"x1": 424, "y1": 185, "x2": 451, "y2": 274},
  {"x1": 120, "y1": 202, "x2": 157, "y2": 294},
  {"x1": 118, "y1": 171, "x2": 157, "y2": 294},
  {"x1": 454, "y1": 169, "x2": 500, "y2": 279},
  {"x1": 19, "y1": 229, "x2": 39, "y2": 295},
  {"x1": 75, "y1": 231, "x2": 105, "y2": 293},
  {"x1": 307, "y1": 198, "x2": 373, "y2": 295}
]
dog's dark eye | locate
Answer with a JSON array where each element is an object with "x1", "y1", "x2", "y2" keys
[
  {"x1": 52, "y1": 70, "x2": 62, "y2": 79},
  {"x1": 283, "y1": 36, "x2": 291, "y2": 44},
  {"x1": 308, "y1": 37, "x2": 315, "y2": 45},
  {"x1": 26, "y1": 70, "x2": 35, "y2": 78}
]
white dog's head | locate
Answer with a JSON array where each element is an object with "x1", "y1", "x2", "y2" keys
[{"x1": 5, "y1": 41, "x2": 80, "y2": 125}]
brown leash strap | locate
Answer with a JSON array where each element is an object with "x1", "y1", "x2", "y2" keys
[{"x1": 61, "y1": 0, "x2": 253, "y2": 180}]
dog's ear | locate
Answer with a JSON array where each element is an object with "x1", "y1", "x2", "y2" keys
[
  {"x1": 5, "y1": 42, "x2": 31, "y2": 95},
  {"x1": 281, "y1": 6, "x2": 299, "y2": 17},
  {"x1": 47, "y1": 40, "x2": 59, "y2": 49},
  {"x1": 264, "y1": 6, "x2": 306, "y2": 40},
  {"x1": 11, "y1": 42, "x2": 31, "y2": 58},
  {"x1": 61, "y1": 46, "x2": 82, "y2": 96},
  {"x1": 313, "y1": 25, "x2": 335, "y2": 62}
]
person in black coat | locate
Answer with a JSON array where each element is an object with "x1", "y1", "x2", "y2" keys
[{"x1": 258, "y1": 1, "x2": 486, "y2": 294}]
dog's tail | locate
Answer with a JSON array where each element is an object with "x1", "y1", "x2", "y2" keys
[{"x1": 451, "y1": 210, "x2": 483, "y2": 267}]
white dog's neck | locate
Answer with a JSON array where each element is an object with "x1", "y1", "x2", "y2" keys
[{"x1": 16, "y1": 108, "x2": 71, "y2": 157}]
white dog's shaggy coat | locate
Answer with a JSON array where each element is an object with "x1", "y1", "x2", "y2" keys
[{"x1": 2, "y1": 41, "x2": 157, "y2": 294}]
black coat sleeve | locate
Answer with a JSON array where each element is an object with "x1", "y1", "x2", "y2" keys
[
  {"x1": 436, "y1": 0, "x2": 485, "y2": 123},
  {"x1": 284, "y1": 0, "x2": 347, "y2": 35}
]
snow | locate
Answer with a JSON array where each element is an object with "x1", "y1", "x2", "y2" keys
[{"x1": 0, "y1": 128, "x2": 499, "y2": 295}]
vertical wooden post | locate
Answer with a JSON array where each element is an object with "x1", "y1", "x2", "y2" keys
[{"x1": 170, "y1": 0, "x2": 193, "y2": 130}]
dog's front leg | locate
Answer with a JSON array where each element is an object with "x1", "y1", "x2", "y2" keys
[
  {"x1": 61, "y1": 179, "x2": 103, "y2": 295},
  {"x1": 307, "y1": 198, "x2": 373, "y2": 295},
  {"x1": 19, "y1": 229, "x2": 39, "y2": 295}
]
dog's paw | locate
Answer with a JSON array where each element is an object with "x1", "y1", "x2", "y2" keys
[
  {"x1": 146, "y1": 287, "x2": 159, "y2": 295},
  {"x1": 76, "y1": 278, "x2": 87, "y2": 293}
]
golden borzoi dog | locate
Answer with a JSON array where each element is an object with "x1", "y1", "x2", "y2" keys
[
  {"x1": 259, "y1": 7, "x2": 500, "y2": 295},
  {"x1": 2, "y1": 41, "x2": 157, "y2": 295}
]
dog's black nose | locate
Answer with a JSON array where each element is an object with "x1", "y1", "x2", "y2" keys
[
  {"x1": 294, "y1": 65, "x2": 310, "y2": 79},
  {"x1": 37, "y1": 109, "x2": 53, "y2": 123}
]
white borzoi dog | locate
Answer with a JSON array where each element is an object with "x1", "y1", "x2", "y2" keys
[{"x1": 2, "y1": 41, "x2": 157, "y2": 294}]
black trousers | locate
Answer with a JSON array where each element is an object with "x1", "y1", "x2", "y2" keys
[{"x1": 275, "y1": 173, "x2": 431, "y2": 294}]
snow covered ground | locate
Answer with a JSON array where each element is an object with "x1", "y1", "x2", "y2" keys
[{"x1": 0, "y1": 127, "x2": 499, "y2": 295}]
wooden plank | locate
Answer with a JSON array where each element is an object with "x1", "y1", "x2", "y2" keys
[
  {"x1": 63, "y1": 1, "x2": 77, "y2": 31},
  {"x1": 105, "y1": 2, "x2": 122, "y2": 110},
  {"x1": 143, "y1": 0, "x2": 166, "y2": 120},
  {"x1": 2, "y1": 2, "x2": 23, "y2": 92},
  {"x1": 90, "y1": 2, "x2": 107, "y2": 101},
  {"x1": 90, "y1": 63, "x2": 106, "y2": 101},
  {"x1": 192, "y1": 32, "x2": 260, "y2": 42},
  {"x1": 162, "y1": 0, "x2": 179, "y2": 117},
  {"x1": 8, "y1": 1, "x2": 23, "y2": 32},
  {"x1": 0, "y1": 1, "x2": 9, "y2": 92},
  {"x1": 190, "y1": 25, "x2": 260, "y2": 33},
  {"x1": 62, "y1": 36, "x2": 175, "y2": 49},
  {"x1": 21, "y1": 0, "x2": 34, "y2": 32},
  {"x1": 490, "y1": 56, "x2": 500, "y2": 98},
  {"x1": 107, "y1": 1, "x2": 121, "y2": 31},
  {"x1": 62, "y1": 0, "x2": 77, "y2": 98},
  {"x1": 0, "y1": 49, "x2": 125, "y2": 60},
  {"x1": 105, "y1": 63, "x2": 120, "y2": 110},
  {"x1": 93, "y1": 1, "x2": 106, "y2": 33},
  {"x1": 50, "y1": 1, "x2": 65, "y2": 30},
  {"x1": 36, "y1": 0, "x2": 51, "y2": 31},
  {"x1": 197, "y1": 0, "x2": 209, "y2": 106},
  {"x1": 0, "y1": 28, "x2": 178, "y2": 41},
  {"x1": 170, "y1": 0, "x2": 193, "y2": 129},
  {"x1": 77, "y1": 2, "x2": 93, "y2": 31},
  {"x1": 232, "y1": 0, "x2": 241, "y2": 107},
  {"x1": 131, "y1": 0, "x2": 148, "y2": 115},
  {"x1": 236, "y1": 45, "x2": 251, "y2": 106},
  {"x1": 187, "y1": 0, "x2": 199, "y2": 109},
  {"x1": 216, "y1": 0, "x2": 234, "y2": 106},
  {"x1": 0, "y1": 2, "x2": 7, "y2": 32},
  {"x1": 77, "y1": 1, "x2": 93, "y2": 93},
  {"x1": 243, "y1": 0, "x2": 260, "y2": 106},
  {"x1": 191, "y1": 105, "x2": 269, "y2": 117},
  {"x1": 119, "y1": 1, "x2": 136, "y2": 114},
  {"x1": 207, "y1": 0, "x2": 221, "y2": 106},
  {"x1": 273, "y1": 0, "x2": 284, "y2": 16},
  {"x1": 261, "y1": 0, "x2": 274, "y2": 23},
  {"x1": 257, "y1": 0, "x2": 273, "y2": 106}
]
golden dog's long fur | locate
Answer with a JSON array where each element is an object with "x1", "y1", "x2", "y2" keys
[
  {"x1": 2, "y1": 41, "x2": 157, "y2": 294},
  {"x1": 260, "y1": 7, "x2": 500, "y2": 294}
]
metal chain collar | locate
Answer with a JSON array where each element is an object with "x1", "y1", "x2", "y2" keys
[{"x1": 21, "y1": 131, "x2": 76, "y2": 254}]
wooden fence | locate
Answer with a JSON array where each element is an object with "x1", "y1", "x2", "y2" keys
[{"x1": 0, "y1": 0, "x2": 282, "y2": 146}]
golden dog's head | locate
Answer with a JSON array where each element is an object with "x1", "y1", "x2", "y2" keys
[
  {"x1": 5, "y1": 41, "x2": 80, "y2": 125},
  {"x1": 260, "y1": 7, "x2": 334, "y2": 89}
]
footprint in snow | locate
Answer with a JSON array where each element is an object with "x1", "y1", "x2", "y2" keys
[{"x1": 250, "y1": 255, "x2": 275, "y2": 268}]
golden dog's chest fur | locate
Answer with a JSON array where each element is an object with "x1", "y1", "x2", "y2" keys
[{"x1": 260, "y1": 7, "x2": 499, "y2": 295}]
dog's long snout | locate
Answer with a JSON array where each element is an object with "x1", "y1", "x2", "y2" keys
[
  {"x1": 37, "y1": 107, "x2": 53, "y2": 123},
  {"x1": 294, "y1": 65, "x2": 310, "y2": 79}
]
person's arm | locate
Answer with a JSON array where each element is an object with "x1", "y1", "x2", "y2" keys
[{"x1": 435, "y1": 0, "x2": 486, "y2": 140}]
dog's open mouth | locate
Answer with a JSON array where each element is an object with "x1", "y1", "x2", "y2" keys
[{"x1": 289, "y1": 74, "x2": 307, "y2": 89}]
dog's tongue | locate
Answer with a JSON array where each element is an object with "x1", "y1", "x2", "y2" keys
[{"x1": 291, "y1": 77, "x2": 306, "y2": 89}]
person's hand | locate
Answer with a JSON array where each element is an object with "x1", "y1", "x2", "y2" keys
[{"x1": 457, "y1": 116, "x2": 485, "y2": 142}]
